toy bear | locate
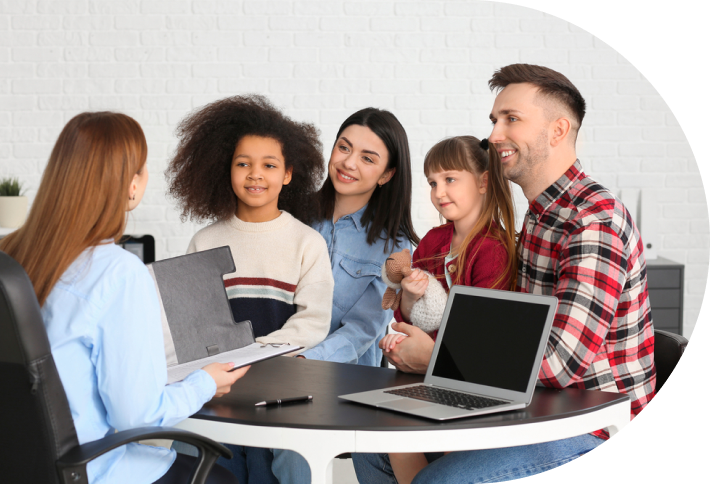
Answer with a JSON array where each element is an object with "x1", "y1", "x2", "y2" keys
[{"x1": 381, "y1": 249, "x2": 448, "y2": 334}]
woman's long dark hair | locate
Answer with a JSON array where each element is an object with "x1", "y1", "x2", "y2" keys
[{"x1": 317, "y1": 108, "x2": 419, "y2": 252}]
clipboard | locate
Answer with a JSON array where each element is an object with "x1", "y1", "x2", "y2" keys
[
  {"x1": 147, "y1": 246, "x2": 287, "y2": 383},
  {"x1": 166, "y1": 342, "x2": 303, "y2": 384}
]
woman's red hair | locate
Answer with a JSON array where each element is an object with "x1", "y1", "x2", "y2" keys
[{"x1": 0, "y1": 112, "x2": 147, "y2": 305}]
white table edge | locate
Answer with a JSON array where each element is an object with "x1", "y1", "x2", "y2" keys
[{"x1": 175, "y1": 397, "x2": 630, "y2": 484}]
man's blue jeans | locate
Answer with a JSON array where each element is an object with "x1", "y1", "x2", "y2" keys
[
  {"x1": 271, "y1": 448, "x2": 310, "y2": 484},
  {"x1": 351, "y1": 433, "x2": 603, "y2": 484},
  {"x1": 173, "y1": 440, "x2": 279, "y2": 484}
]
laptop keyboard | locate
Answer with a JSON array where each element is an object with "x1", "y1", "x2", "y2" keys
[{"x1": 385, "y1": 385, "x2": 508, "y2": 410}]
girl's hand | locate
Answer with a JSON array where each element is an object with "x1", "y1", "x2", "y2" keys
[
  {"x1": 382, "y1": 322, "x2": 435, "y2": 374},
  {"x1": 401, "y1": 269, "x2": 429, "y2": 301},
  {"x1": 201, "y1": 362, "x2": 251, "y2": 397},
  {"x1": 400, "y1": 269, "x2": 429, "y2": 320},
  {"x1": 380, "y1": 333, "x2": 408, "y2": 353}
]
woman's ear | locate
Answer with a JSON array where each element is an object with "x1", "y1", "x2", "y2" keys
[
  {"x1": 283, "y1": 166, "x2": 293, "y2": 185},
  {"x1": 379, "y1": 168, "x2": 396, "y2": 187},
  {"x1": 126, "y1": 173, "x2": 139, "y2": 210},
  {"x1": 479, "y1": 171, "x2": 489, "y2": 194},
  {"x1": 129, "y1": 173, "x2": 139, "y2": 200}
]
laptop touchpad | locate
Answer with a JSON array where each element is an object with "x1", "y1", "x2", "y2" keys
[{"x1": 383, "y1": 398, "x2": 432, "y2": 411}]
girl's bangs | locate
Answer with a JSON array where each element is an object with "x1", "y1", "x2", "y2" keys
[{"x1": 423, "y1": 139, "x2": 475, "y2": 177}]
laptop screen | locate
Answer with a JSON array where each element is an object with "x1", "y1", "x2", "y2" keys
[{"x1": 431, "y1": 293, "x2": 552, "y2": 393}]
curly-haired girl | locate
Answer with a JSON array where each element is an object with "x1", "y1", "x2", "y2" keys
[
  {"x1": 166, "y1": 95, "x2": 334, "y2": 483},
  {"x1": 167, "y1": 94, "x2": 332, "y2": 350}
]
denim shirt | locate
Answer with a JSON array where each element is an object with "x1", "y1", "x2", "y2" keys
[{"x1": 301, "y1": 205, "x2": 411, "y2": 366}]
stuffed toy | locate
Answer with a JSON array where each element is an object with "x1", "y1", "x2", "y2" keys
[{"x1": 381, "y1": 249, "x2": 448, "y2": 333}]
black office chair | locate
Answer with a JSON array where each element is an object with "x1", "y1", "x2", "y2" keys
[
  {"x1": 120, "y1": 234, "x2": 156, "y2": 263},
  {"x1": 0, "y1": 250, "x2": 232, "y2": 484},
  {"x1": 654, "y1": 329, "x2": 689, "y2": 392}
]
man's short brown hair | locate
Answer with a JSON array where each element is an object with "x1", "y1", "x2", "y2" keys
[{"x1": 489, "y1": 63, "x2": 586, "y2": 131}]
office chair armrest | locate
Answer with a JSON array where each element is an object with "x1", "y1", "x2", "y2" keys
[{"x1": 56, "y1": 426, "x2": 232, "y2": 484}]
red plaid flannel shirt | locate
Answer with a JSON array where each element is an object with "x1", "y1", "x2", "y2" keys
[{"x1": 517, "y1": 160, "x2": 656, "y2": 440}]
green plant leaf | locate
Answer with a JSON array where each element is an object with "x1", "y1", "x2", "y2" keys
[{"x1": 0, "y1": 177, "x2": 24, "y2": 197}]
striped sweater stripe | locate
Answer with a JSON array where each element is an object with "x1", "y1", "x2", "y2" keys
[
  {"x1": 224, "y1": 277, "x2": 296, "y2": 305},
  {"x1": 224, "y1": 277, "x2": 297, "y2": 292}
]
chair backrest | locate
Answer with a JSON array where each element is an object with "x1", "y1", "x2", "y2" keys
[
  {"x1": 0, "y1": 251, "x2": 79, "y2": 483},
  {"x1": 654, "y1": 329, "x2": 689, "y2": 392},
  {"x1": 119, "y1": 234, "x2": 155, "y2": 263}
]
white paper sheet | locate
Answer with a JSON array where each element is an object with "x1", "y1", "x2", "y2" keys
[{"x1": 167, "y1": 343, "x2": 302, "y2": 384}]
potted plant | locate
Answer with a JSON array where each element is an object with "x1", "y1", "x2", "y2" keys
[{"x1": 0, "y1": 177, "x2": 28, "y2": 228}]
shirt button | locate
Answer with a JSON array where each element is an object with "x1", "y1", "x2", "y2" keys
[
  {"x1": 522, "y1": 266, "x2": 527, "y2": 274},
  {"x1": 356, "y1": 270, "x2": 361, "y2": 275},
  {"x1": 448, "y1": 264, "x2": 457, "y2": 273}
]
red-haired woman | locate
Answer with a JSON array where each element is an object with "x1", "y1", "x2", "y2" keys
[{"x1": 0, "y1": 112, "x2": 248, "y2": 484}]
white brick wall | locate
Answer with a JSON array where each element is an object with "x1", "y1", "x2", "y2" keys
[{"x1": 0, "y1": 0, "x2": 705, "y2": 337}]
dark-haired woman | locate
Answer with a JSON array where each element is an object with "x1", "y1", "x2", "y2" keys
[{"x1": 272, "y1": 107, "x2": 420, "y2": 484}]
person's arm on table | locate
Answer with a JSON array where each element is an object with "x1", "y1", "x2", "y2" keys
[
  {"x1": 301, "y1": 237, "x2": 414, "y2": 364},
  {"x1": 381, "y1": 322, "x2": 434, "y2": 374},
  {"x1": 538, "y1": 223, "x2": 624, "y2": 389},
  {"x1": 96, "y1": 264, "x2": 247, "y2": 431},
  {"x1": 299, "y1": 280, "x2": 390, "y2": 364}
]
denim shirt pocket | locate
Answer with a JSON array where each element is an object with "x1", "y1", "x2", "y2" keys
[{"x1": 333, "y1": 256, "x2": 382, "y2": 313}]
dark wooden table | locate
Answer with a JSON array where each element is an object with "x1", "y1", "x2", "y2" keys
[{"x1": 176, "y1": 357, "x2": 630, "y2": 484}]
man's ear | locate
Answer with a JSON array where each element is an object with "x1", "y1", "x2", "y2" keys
[
  {"x1": 550, "y1": 117, "x2": 572, "y2": 148},
  {"x1": 479, "y1": 171, "x2": 489, "y2": 194},
  {"x1": 379, "y1": 168, "x2": 396, "y2": 186},
  {"x1": 283, "y1": 166, "x2": 293, "y2": 185}
]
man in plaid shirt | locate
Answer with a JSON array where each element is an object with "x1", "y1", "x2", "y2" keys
[
  {"x1": 488, "y1": 65, "x2": 655, "y2": 432},
  {"x1": 355, "y1": 64, "x2": 655, "y2": 484}
]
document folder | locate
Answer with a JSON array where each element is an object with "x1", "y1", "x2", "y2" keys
[{"x1": 147, "y1": 246, "x2": 300, "y2": 383}]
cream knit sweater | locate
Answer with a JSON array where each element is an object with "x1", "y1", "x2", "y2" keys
[{"x1": 187, "y1": 211, "x2": 333, "y2": 351}]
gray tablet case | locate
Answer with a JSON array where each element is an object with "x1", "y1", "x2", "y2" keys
[{"x1": 146, "y1": 246, "x2": 255, "y2": 367}]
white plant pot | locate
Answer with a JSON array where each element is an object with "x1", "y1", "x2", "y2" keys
[{"x1": 0, "y1": 196, "x2": 28, "y2": 228}]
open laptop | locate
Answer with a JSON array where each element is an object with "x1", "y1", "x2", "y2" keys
[{"x1": 339, "y1": 286, "x2": 558, "y2": 420}]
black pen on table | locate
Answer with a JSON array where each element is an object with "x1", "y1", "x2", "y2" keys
[{"x1": 255, "y1": 395, "x2": 313, "y2": 407}]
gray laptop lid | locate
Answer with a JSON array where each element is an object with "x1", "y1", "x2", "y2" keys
[
  {"x1": 424, "y1": 286, "x2": 557, "y2": 404},
  {"x1": 147, "y1": 246, "x2": 255, "y2": 365}
]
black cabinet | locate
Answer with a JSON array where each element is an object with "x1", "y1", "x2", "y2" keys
[{"x1": 646, "y1": 257, "x2": 684, "y2": 335}]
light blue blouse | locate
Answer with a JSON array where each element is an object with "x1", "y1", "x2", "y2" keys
[
  {"x1": 301, "y1": 205, "x2": 411, "y2": 367},
  {"x1": 42, "y1": 243, "x2": 216, "y2": 484}
]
